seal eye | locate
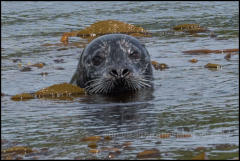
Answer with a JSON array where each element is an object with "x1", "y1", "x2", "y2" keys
[
  {"x1": 92, "y1": 55, "x2": 104, "y2": 66},
  {"x1": 129, "y1": 50, "x2": 140, "y2": 59}
]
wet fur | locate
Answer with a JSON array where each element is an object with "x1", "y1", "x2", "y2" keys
[{"x1": 70, "y1": 34, "x2": 153, "y2": 95}]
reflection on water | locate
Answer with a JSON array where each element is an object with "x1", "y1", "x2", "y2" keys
[{"x1": 1, "y1": 1, "x2": 239, "y2": 160}]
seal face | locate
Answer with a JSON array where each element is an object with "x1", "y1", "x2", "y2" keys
[{"x1": 70, "y1": 34, "x2": 153, "y2": 95}]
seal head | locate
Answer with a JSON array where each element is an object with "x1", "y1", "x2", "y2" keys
[{"x1": 70, "y1": 34, "x2": 153, "y2": 95}]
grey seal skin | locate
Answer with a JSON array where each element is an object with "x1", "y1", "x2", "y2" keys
[{"x1": 70, "y1": 34, "x2": 153, "y2": 95}]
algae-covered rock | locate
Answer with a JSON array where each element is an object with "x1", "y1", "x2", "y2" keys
[
  {"x1": 60, "y1": 20, "x2": 151, "y2": 44},
  {"x1": 35, "y1": 83, "x2": 85, "y2": 98},
  {"x1": 173, "y1": 24, "x2": 207, "y2": 33},
  {"x1": 11, "y1": 93, "x2": 34, "y2": 101}
]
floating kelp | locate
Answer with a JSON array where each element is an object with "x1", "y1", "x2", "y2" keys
[
  {"x1": 35, "y1": 83, "x2": 85, "y2": 98},
  {"x1": 81, "y1": 136, "x2": 101, "y2": 142},
  {"x1": 151, "y1": 61, "x2": 169, "y2": 70},
  {"x1": 88, "y1": 149, "x2": 100, "y2": 154},
  {"x1": 189, "y1": 59, "x2": 198, "y2": 63},
  {"x1": 136, "y1": 148, "x2": 161, "y2": 159},
  {"x1": 192, "y1": 152, "x2": 206, "y2": 160},
  {"x1": 183, "y1": 48, "x2": 239, "y2": 54},
  {"x1": 88, "y1": 142, "x2": 98, "y2": 149},
  {"x1": 60, "y1": 20, "x2": 151, "y2": 44},
  {"x1": 173, "y1": 24, "x2": 207, "y2": 33},
  {"x1": 42, "y1": 41, "x2": 88, "y2": 48},
  {"x1": 204, "y1": 63, "x2": 222, "y2": 69},
  {"x1": 159, "y1": 133, "x2": 171, "y2": 139},
  {"x1": 1, "y1": 146, "x2": 36, "y2": 160},
  {"x1": 175, "y1": 134, "x2": 192, "y2": 138},
  {"x1": 2, "y1": 146, "x2": 34, "y2": 155},
  {"x1": 104, "y1": 136, "x2": 112, "y2": 141},
  {"x1": 11, "y1": 93, "x2": 34, "y2": 101},
  {"x1": 31, "y1": 62, "x2": 45, "y2": 68}
]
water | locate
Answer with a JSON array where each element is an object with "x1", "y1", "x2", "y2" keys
[{"x1": 1, "y1": 1, "x2": 239, "y2": 160}]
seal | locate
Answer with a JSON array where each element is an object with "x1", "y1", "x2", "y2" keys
[{"x1": 70, "y1": 34, "x2": 153, "y2": 95}]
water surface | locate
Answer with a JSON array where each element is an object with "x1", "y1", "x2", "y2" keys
[{"x1": 1, "y1": 1, "x2": 239, "y2": 159}]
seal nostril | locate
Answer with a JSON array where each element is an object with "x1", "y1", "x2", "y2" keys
[
  {"x1": 110, "y1": 69, "x2": 118, "y2": 77},
  {"x1": 122, "y1": 69, "x2": 130, "y2": 77}
]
